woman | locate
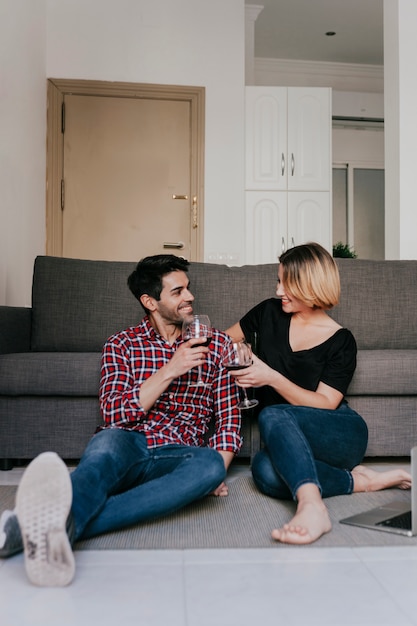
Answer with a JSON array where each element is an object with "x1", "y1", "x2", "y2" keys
[{"x1": 226, "y1": 242, "x2": 411, "y2": 545}]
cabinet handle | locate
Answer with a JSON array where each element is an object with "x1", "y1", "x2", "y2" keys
[
  {"x1": 281, "y1": 153, "x2": 285, "y2": 177},
  {"x1": 291, "y1": 153, "x2": 295, "y2": 176},
  {"x1": 281, "y1": 237, "x2": 286, "y2": 252},
  {"x1": 291, "y1": 237, "x2": 295, "y2": 248}
]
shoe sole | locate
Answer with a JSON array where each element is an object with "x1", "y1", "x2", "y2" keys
[{"x1": 15, "y1": 452, "x2": 75, "y2": 587}]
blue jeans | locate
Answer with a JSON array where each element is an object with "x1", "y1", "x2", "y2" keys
[
  {"x1": 70, "y1": 429, "x2": 226, "y2": 540},
  {"x1": 251, "y1": 403, "x2": 368, "y2": 500}
]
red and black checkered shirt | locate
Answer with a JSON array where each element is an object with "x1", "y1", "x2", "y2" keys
[{"x1": 99, "y1": 317, "x2": 242, "y2": 454}]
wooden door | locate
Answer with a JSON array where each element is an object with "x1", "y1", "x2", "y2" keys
[{"x1": 46, "y1": 80, "x2": 205, "y2": 261}]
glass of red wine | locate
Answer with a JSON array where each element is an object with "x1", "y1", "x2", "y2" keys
[
  {"x1": 222, "y1": 341, "x2": 259, "y2": 409},
  {"x1": 182, "y1": 314, "x2": 212, "y2": 387}
]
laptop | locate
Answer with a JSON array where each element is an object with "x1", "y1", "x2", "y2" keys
[{"x1": 340, "y1": 446, "x2": 417, "y2": 537}]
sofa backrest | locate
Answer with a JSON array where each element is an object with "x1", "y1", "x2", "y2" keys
[
  {"x1": 31, "y1": 257, "x2": 139, "y2": 351},
  {"x1": 331, "y1": 258, "x2": 417, "y2": 349},
  {"x1": 30, "y1": 255, "x2": 417, "y2": 352},
  {"x1": 30, "y1": 256, "x2": 278, "y2": 351}
]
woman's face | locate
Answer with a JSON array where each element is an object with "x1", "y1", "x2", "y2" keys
[{"x1": 276, "y1": 264, "x2": 309, "y2": 314}]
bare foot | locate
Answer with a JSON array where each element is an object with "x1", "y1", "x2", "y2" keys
[
  {"x1": 352, "y1": 465, "x2": 412, "y2": 492},
  {"x1": 271, "y1": 499, "x2": 332, "y2": 545}
]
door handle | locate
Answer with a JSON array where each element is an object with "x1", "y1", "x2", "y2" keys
[{"x1": 163, "y1": 242, "x2": 185, "y2": 249}]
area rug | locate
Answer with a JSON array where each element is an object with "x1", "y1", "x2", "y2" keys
[{"x1": 1, "y1": 475, "x2": 416, "y2": 550}]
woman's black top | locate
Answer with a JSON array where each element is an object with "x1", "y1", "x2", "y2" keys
[{"x1": 239, "y1": 298, "x2": 357, "y2": 408}]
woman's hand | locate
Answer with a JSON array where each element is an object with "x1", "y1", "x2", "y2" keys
[{"x1": 229, "y1": 354, "x2": 272, "y2": 388}]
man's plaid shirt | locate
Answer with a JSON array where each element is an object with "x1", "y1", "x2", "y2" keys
[{"x1": 99, "y1": 317, "x2": 242, "y2": 454}]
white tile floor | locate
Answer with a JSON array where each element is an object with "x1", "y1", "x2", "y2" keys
[{"x1": 1, "y1": 463, "x2": 417, "y2": 626}]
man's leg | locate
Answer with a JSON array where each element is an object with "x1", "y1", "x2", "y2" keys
[
  {"x1": 81, "y1": 444, "x2": 226, "y2": 539},
  {"x1": 15, "y1": 452, "x2": 75, "y2": 587},
  {"x1": 70, "y1": 428, "x2": 153, "y2": 540},
  {"x1": 0, "y1": 429, "x2": 151, "y2": 585}
]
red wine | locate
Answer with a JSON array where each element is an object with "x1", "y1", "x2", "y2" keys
[
  {"x1": 185, "y1": 337, "x2": 212, "y2": 348},
  {"x1": 224, "y1": 362, "x2": 250, "y2": 370}
]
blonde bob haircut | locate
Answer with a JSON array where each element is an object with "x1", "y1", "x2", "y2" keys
[{"x1": 279, "y1": 242, "x2": 340, "y2": 310}]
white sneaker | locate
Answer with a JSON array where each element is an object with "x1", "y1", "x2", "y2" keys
[{"x1": 15, "y1": 452, "x2": 75, "y2": 587}]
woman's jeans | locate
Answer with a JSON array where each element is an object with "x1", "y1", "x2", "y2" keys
[
  {"x1": 70, "y1": 428, "x2": 226, "y2": 540},
  {"x1": 251, "y1": 403, "x2": 368, "y2": 501}
]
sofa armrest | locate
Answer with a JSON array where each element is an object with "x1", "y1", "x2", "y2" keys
[{"x1": 0, "y1": 306, "x2": 32, "y2": 354}]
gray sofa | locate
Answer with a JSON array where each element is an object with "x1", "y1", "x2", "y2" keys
[{"x1": 1, "y1": 255, "x2": 417, "y2": 470}]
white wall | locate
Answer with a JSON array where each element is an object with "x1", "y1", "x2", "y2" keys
[
  {"x1": 0, "y1": 0, "x2": 46, "y2": 306},
  {"x1": 1, "y1": 0, "x2": 245, "y2": 306},
  {"x1": 46, "y1": 0, "x2": 246, "y2": 268},
  {"x1": 3, "y1": 0, "x2": 416, "y2": 305},
  {"x1": 384, "y1": 0, "x2": 417, "y2": 259}
]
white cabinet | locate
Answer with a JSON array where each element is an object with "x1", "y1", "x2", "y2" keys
[
  {"x1": 245, "y1": 191, "x2": 331, "y2": 264},
  {"x1": 245, "y1": 86, "x2": 332, "y2": 262}
]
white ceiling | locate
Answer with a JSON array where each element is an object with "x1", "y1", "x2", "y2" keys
[{"x1": 249, "y1": 0, "x2": 383, "y2": 65}]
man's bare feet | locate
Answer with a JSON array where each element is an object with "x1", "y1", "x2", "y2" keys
[
  {"x1": 272, "y1": 485, "x2": 332, "y2": 545},
  {"x1": 351, "y1": 465, "x2": 412, "y2": 492}
]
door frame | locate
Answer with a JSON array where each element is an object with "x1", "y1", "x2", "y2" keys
[{"x1": 46, "y1": 78, "x2": 205, "y2": 260}]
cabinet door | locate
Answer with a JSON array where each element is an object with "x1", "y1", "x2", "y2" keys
[
  {"x1": 245, "y1": 191, "x2": 288, "y2": 263},
  {"x1": 245, "y1": 87, "x2": 287, "y2": 190},
  {"x1": 287, "y1": 192, "x2": 331, "y2": 251},
  {"x1": 287, "y1": 88, "x2": 331, "y2": 191}
]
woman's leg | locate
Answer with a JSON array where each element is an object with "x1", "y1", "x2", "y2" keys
[
  {"x1": 252, "y1": 403, "x2": 411, "y2": 544},
  {"x1": 270, "y1": 482, "x2": 332, "y2": 545},
  {"x1": 255, "y1": 403, "x2": 368, "y2": 499},
  {"x1": 251, "y1": 403, "x2": 365, "y2": 545},
  {"x1": 80, "y1": 444, "x2": 225, "y2": 539}
]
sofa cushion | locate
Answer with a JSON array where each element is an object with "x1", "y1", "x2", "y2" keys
[
  {"x1": 348, "y1": 350, "x2": 417, "y2": 395},
  {"x1": 0, "y1": 353, "x2": 101, "y2": 396}
]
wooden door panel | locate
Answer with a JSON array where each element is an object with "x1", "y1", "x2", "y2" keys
[{"x1": 63, "y1": 95, "x2": 191, "y2": 261}]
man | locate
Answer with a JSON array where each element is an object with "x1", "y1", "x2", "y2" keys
[{"x1": 0, "y1": 255, "x2": 242, "y2": 586}]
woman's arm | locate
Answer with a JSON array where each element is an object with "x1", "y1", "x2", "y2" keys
[
  {"x1": 234, "y1": 355, "x2": 343, "y2": 410},
  {"x1": 224, "y1": 322, "x2": 246, "y2": 342}
]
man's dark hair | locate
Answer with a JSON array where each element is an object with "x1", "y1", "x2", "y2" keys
[{"x1": 128, "y1": 254, "x2": 190, "y2": 311}]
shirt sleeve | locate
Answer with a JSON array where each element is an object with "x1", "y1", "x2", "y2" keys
[
  {"x1": 99, "y1": 335, "x2": 146, "y2": 427},
  {"x1": 207, "y1": 333, "x2": 243, "y2": 455},
  {"x1": 320, "y1": 330, "x2": 357, "y2": 396},
  {"x1": 240, "y1": 299, "x2": 270, "y2": 341}
]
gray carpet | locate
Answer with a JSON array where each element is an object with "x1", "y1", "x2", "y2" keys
[{"x1": 1, "y1": 475, "x2": 416, "y2": 550}]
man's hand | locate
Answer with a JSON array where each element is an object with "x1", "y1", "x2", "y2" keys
[
  {"x1": 165, "y1": 337, "x2": 210, "y2": 380},
  {"x1": 211, "y1": 481, "x2": 229, "y2": 497},
  {"x1": 138, "y1": 337, "x2": 209, "y2": 412}
]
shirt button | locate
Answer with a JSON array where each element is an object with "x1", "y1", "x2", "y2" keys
[{"x1": 169, "y1": 394, "x2": 174, "y2": 400}]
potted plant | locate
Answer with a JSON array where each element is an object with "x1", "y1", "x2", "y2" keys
[{"x1": 332, "y1": 241, "x2": 358, "y2": 259}]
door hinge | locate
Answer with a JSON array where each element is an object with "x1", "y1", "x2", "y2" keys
[
  {"x1": 61, "y1": 102, "x2": 65, "y2": 134},
  {"x1": 61, "y1": 179, "x2": 65, "y2": 210}
]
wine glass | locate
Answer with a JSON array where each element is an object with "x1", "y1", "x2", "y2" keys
[
  {"x1": 222, "y1": 341, "x2": 259, "y2": 410},
  {"x1": 182, "y1": 314, "x2": 213, "y2": 387}
]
